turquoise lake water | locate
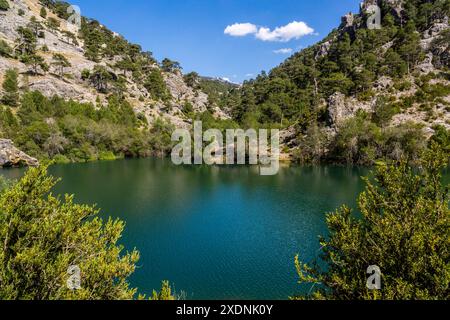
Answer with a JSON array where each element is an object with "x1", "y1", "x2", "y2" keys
[{"x1": 1, "y1": 159, "x2": 373, "y2": 299}]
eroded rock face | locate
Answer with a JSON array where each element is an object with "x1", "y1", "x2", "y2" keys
[
  {"x1": 164, "y1": 72, "x2": 209, "y2": 113},
  {"x1": 0, "y1": 139, "x2": 39, "y2": 167},
  {"x1": 315, "y1": 40, "x2": 332, "y2": 59},
  {"x1": 341, "y1": 13, "x2": 355, "y2": 29},
  {"x1": 327, "y1": 92, "x2": 373, "y2": 126}
]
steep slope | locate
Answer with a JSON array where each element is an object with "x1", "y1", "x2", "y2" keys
[
  {"x1": 230, "y1": 0, "x2": 449, "y2": 164},
  {"x1": 0, "y1": 0, "x2": 231, "y2": 165}
]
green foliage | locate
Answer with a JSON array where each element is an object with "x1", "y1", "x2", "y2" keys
[
  {"x1": 150, "y1": 281, "x2": 176, "y2": 301},
  {"x1": 40, "y1": 6, "x2": 47, "y2": 19},
  {"x1": 144, "y1": 69, "x2": 170, "y2": 101},
  {"x1": 28, "y1": 17, "x2": 45, "y2": 39},
  {"x1": 0, "y1": 40, "x2": 13, "y2": 58},
  {"x1": 15, "y1": 26, "x2": 37, "y2": 56},
  {"x1": 430, "y1": 125, "x2": 450, "y2": 154},
  {"x1": 331, "y1": 111, "x2": 427, "y2": 165},
  {"x1": 1, "y1": 69, "x2": 20, "y2": 107},
  {"x1": 0, "y1": 175, "x2": 12, "y2": 192},
  {"x1": 293, "y1": 145, "x2": 449, "y2": 300},
  {"x1": 182, "y1": 101, "x2": 194, "y2": 115},
  {"x1": 183, "y1": 72, "x2": 199, "y2": 88},
  {"x1": 81, "y1": 69, "x2": 90, "y2": 80},
  {"x1": 0, "y1": 0, "x2": 9, "y2": 11},
  {"x1": 21, "y1": 53, "x2": 49, "y2": 75},
  {"x1": 18, "y1": 8, "x2": 25, "y2": 16},
  {"x1": 0, "y1": 164, "x2": 140, "y2": 299},
  {"x1": 0, "y1": 91, "x2": 153, "y2": 162},
  {"x1": 0, "y1": 106, "x2": 18, "y2": 138},
  {"x1": 51, "y1": 53, "x2": 71, "y2": 78},
  {"x1": 46, "y1": 17, "x2": 60, "y2": 31},
  {"x1": 148, "y1": 117, "x2": 175, "y2": 157},
  {"x1": 372, "y1": 96, "x2": 400, "y2": 127},
  {"x1": 89, "y1": 65, "x2": 113, "y2": 93},
  {"x1": 161, "y1": 58, "x2": 182, "y2": 73}
]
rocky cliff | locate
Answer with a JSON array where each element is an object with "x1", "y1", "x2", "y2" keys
[
  {"x1": 0, "y1": 139, "x2": 38, "y2": 167},
  {"x1": 0, "y1": 0, "x2": 229, "y2": 129}
]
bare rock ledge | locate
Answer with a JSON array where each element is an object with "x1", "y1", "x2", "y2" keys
[{"x1": 0, "y1": 139, "x2": 39, "y2": 168}]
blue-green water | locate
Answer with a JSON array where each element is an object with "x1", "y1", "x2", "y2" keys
[{"x1": 1, "y1": 159, "x2": 370, "y2": 299}]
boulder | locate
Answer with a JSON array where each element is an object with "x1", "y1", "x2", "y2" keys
[{"x1": 0, "y1": 139, "x2": 39, "y2": 167}]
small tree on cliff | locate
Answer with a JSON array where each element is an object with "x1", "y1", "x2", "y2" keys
[
  {"x1": 89, "y1": 65, "x2": 112, "y2": 93},
  {"x1": 293, "y1": 144, "x2": 449, "y2": 300},
  {"x1": 40, "y1": 6, "x2": 47, "y2": 19},
  {"x1": 0, "y1": 165, "x2": 175, "y2": 300},
  {"x1": 22, "y1": 53, "x2": 49, "y2": 75},
  {"x1": 1, "y1": 69, "x2": 20, "y2": 107},
  {"x1": 51, "y1": 53, "x2": 71, "y2": 79},
  {"x1": 0, "y1": 0, "x2": 10, "y2": 11}
]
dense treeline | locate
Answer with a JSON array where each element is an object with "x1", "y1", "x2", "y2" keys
[{"x1": 0, "y1": 89, "x2": 174, "y2": 162}]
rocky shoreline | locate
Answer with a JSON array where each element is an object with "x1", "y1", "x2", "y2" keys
[{"x1": 0, "y1": 139, "x2": 39, "y2": 168}]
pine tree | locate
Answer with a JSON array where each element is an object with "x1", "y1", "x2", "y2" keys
[
  {"x1": 0, "y1": 0, "x2": 9, "y2": 11},
  {"x1": 22, "y1": 53, "x2": 49, "y2": 75},
  {"x1": 89, "y1": 65, "x2": 113, "y2": 93},
  {"x1": 51, "y1": 53, "x2": 71, "y2": 78},
  {"x1": 40, "y1": 6, "x2": 47, "y2": 19},
  {"x1": 1, "y1": 69, "x2": 20, "y2": 107}
]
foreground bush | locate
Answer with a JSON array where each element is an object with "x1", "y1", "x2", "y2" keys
[
  {"x1": 0, "y1": 165, "x2": 174, "y2": 300},
  {"x1": 294, "y1": 144, "x2": 449, "y2": 300}
]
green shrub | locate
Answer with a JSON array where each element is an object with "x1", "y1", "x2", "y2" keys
[
  {"x1": 0, "y1": 0, "x2": 9, "y2": 11},
  {"x1": 98, "y1": 151, "x2": 116, "y2": 161},
  {"x1": 0, "y1": 40, "x2": 13, "y2": 57},
  {"x1": 53, "y1": 154, "x2": 71, "y2": 164},
  {"x1": 294, "y1": 145, "x2": 449, "y2": 300}
]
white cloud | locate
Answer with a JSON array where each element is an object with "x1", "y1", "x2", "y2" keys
[
  {"x1": 245, "y1": 73, "x2": 254, "y2": 77},
  {"x1": 225, "y1": 21, "x2": 314, "y2": 42},
  {"x1": 224, "y1": 23, "x2": 258, "y2": 36},
  {"x1": 256, "y1": 21, "x2": 314, "y2": 42},
  {"x1": 273, "y1": 48, "x2": 293, "y2": 54}
]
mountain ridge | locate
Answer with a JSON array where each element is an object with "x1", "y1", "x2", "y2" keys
[{"x1": 228, "y1": 0, "x2": 449, "y2": 164}]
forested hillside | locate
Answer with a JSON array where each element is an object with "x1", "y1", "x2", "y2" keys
[
  {"x1": 0, "y1": 0, "x2": 232, "y2": 165},
  {"x1": 225, "y1": 0, "x2": 450, "y2": 164}
]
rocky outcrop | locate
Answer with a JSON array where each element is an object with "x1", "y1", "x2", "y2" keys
[
  {"x1": 315, "y1": 40, "x2": 332, "y2": 59},
  {"x1": 0, "y1": 139, "x2": 38, "y2": 167},
  {"x1": 327, "y1": 93, "x2": 374, "y2": 127},
  {"x1": 164, "y1": 72, "x2": 209, "y2": 113},
  {"x1": 341, "y1": 13, "x2": 355, "y2": 29}
]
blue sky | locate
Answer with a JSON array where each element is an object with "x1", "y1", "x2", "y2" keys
[{"x1": 70, "y1": 0, "x2": 361, "y2": 83}]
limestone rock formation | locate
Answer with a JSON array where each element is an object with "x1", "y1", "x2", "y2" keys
[{"x1": 0, "y1": 139, "x2": 39, "y2": 167}]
